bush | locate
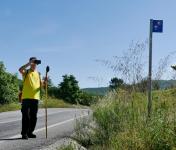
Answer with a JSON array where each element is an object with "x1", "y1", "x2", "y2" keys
[
  {"x1": 78, "y1": 92, "x2": 98, "y2": 106},
  {"x1": 0, "y1": 62, "x2": 19, "y2": 104}
]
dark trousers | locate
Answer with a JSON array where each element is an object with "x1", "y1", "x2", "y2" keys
[{"x1": 21, "y1": 99, "x2": 38, "y2": 135}]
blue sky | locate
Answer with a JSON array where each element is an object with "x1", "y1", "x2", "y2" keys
[{"x1": 0, "y1": 0, "x2": 176, "y2": 88}]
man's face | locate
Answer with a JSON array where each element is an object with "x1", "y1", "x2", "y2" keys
[{"x1": 30, "y1": 59, "x2": 37, "y2": 71}]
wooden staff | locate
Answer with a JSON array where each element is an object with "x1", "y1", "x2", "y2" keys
[{"x1": 45, "y1": 66, "x2": 50, "y2": 138}]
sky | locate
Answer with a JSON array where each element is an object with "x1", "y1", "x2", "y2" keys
[{"x1": 0, "y1": 0, "x2": 176, "y2": 88}]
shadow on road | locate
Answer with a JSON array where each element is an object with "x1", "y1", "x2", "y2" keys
[{"x1": 0, "y1": 138, "x2": 22, "y2": 141}]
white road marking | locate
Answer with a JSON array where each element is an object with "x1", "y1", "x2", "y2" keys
[
  {"x1": 0, "y1": 113, "x2": 88, "y2": 144},
  {"x1": 0, "y1": 110, "x2": 77, "y2": 124}
]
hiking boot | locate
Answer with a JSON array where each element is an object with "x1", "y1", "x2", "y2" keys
[
  {"x1": 22, "y1": 135, "x2": 28, "y2": 140},
  {"x1": 27, "y1": 133, "x2": 36, "y2": 138}
]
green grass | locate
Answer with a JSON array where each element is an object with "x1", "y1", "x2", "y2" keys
[
  {"x1": 39, "y1": 97, "x2": 73, "y2": 108},
  {"x1": 73, "y1": 88, "x2": 176, "y2": 150},
  {"x1": 0, "y1": 97, "x2": 76, "y2": 113},
  {"x1": 0, "y1": 102, "x2": 21, "y2": 112},
  {"x1": 59, "y1": 144, "x2": 75, "y2": 150}
]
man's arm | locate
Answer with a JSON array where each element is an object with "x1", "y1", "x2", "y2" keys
[{"x1": 18, "y1": 62, "x2": 31, "y2": 75}]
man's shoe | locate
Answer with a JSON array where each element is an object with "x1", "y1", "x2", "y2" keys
[
  {"x1": 22, "y1": 135, "x2": 28, "y2": 140},
  {"x1": 27, "y1": 133, "x2": 36, "y2": 138}
]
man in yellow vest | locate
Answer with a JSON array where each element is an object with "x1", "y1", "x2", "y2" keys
[{"x1": 19, "y1": 57, "x2": 45, "y2": 140}]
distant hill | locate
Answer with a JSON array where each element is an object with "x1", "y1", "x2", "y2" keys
[
  {"x1": 82, "y1": 80, "x2": 176, "y2": 96},
  {"x1": 156, "y1": 80, "x2": 176, "y2": 89},
  {"x1": 82, "y1": 87, "x2": 109, "y2": 96}
]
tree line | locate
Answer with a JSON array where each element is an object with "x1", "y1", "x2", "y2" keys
[{"x1": 0, "y1": 61, "x2": 97, "y2": 106}]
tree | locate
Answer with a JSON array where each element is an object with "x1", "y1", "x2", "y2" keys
[
  {"x1": 47, "y1": 77, "x2": 59, "y2": 98},
  {"x1": 58, "y1": 75, "x2": 80, "y2": 104},
  {"x1": 48, "y1": 86, "x2": 59, "y2": 98},
  {"x1": 42, "y1": 76, "x2": 53, "y2": 88},
  {"x1": 42, "y1": 76, "x2": 59, "y2": 98},
  {"x1": 0, "y1": 62, "x2": 19, "y2": 104},
  {"x1": 109, "y1": 77, "x2": 124, "y2": 90}
]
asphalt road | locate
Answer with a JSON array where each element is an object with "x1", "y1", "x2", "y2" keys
[{"x1": 0, "y1": 108, "x2": 89, "y2": 150}]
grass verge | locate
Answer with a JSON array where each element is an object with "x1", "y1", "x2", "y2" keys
[
  {"x1": 0, "y1": 97, "x2": 77, "y2": 113},
  {"x1": 72, "y1": 88, "x2": 176, "y2": 150},
  {"x1": 0, "y1": 103, "x2": 21, "y2": 113},
  {"x1": 39, "y1": 97, "x2": 73, "y2": 108}
]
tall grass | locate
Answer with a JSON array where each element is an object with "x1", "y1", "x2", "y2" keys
[{"x1": 73, "y1": 89, "x2": 176, "y2": 150}]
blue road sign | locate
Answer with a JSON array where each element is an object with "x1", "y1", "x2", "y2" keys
[{"x1": 152, "y1": 20, "x2": 163, "y2": 33}]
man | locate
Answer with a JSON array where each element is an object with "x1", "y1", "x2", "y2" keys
[{"x1": 19, "y1": 57, "x2": 46, "y2": 140}]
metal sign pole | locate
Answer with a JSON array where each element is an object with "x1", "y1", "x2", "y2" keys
[{"x1": 148, "y1": 19, "x2": 153, "y2": 118}]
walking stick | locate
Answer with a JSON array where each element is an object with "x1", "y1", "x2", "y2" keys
[{"x1": 45, "y1": 66, "x2": 50, "y2": 139}]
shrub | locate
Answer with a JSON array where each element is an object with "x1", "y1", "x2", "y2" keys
[
  {"x1": 78, "y1": 92, "x2": 98, "y2": 106},
  {"x1": 0, "y1": 62, "x2": 19, "y2": 104}
]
